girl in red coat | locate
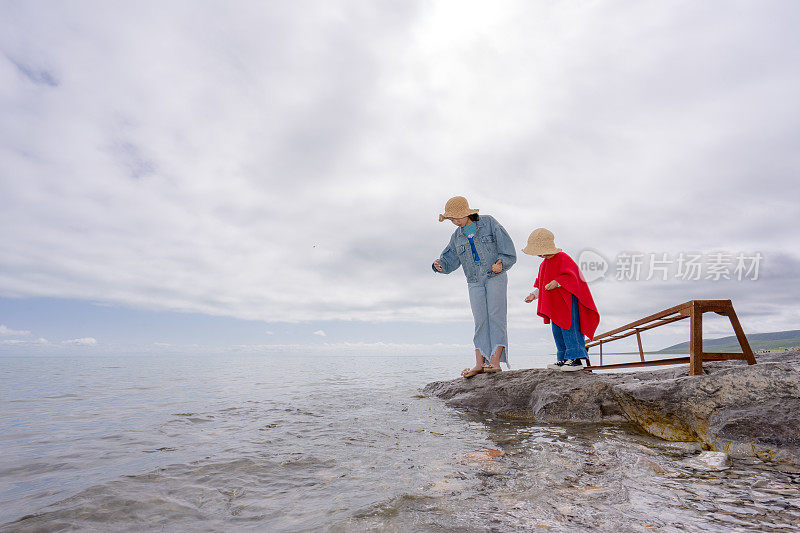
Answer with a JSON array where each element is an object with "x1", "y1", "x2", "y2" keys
[{"x1": 522, "y1": 228, "x2": 600, "y2": 371}]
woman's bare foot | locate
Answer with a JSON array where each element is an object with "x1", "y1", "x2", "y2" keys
[
  {"x1": 482, "y1": 363, "x2": 502, "y2": 373},
  {"x1": 482, "y1": 346, "x2": 504, "y2": 373},
  {"x1": 461, "y1": 365, "x2": 484, "y2": 378}
]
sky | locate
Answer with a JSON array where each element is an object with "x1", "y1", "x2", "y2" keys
[{"x1": 1, "y1": 0, "x2": 798, "y2": 359}]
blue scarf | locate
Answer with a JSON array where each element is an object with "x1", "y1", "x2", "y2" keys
[{"x1": 462, "y1": 223, "x2": 480, "y2": 263}]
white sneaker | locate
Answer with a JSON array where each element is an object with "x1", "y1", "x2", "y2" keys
[{"x1": 547, "y1": 361, "x2": 566, "y2": 370}]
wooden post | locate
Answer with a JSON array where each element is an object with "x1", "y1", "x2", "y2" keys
[
  {"x1": 599, "y1": 341, "x2": 603, "y2": 366},
  {"x1": 725, "y1": 305, "x2": 757, "y2": 365},
  {"x1": 689, "y1": 301, "x2": 704, "y2": 376},
  {"x1": 635, "y1": 329, "x2": 645, "y2": 362}
]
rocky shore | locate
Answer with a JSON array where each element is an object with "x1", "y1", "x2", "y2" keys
[{"x1": 423, "y1": 349, "x2": 800, "y2": 463}]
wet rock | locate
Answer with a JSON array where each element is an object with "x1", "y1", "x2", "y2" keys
[
  {"x1": 613, "y1": 360, "x2": 800, "y2": 462},
  {"x1": 423, "y1": 367, "x2": 654, "y2": 423},
  {"x1": 656, "y1": 441, "x2": 705, "y2": 454},
  {"x1": 679, "y1": 451, "x2": 731, "y2": 471},
  {"x1": 556, "y1": 504, "x2": 580, "y2": 516},
  {"x1": 425, "y1": 478, "x2": 467, "y2": 494},
  {"x1": 423, "y1": 349, "x2": 800, "y2": 463}
]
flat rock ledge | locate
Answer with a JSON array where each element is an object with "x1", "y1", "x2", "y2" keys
[{"x1": 423, "y1": 349, "x2": 800, "y2": 463}]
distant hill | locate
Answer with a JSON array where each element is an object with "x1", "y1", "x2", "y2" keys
[{"x1": 658, "y1": 330, "x2": 800, "y2": 354}]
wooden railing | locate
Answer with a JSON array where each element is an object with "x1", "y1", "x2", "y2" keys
[{"x1": 584, "y1": 300, "x2": 756, "y2": 376}]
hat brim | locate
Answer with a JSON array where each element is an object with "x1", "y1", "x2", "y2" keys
[
  {"x1": 438, "y1": 208, "x2": 479, "y2": 222},
  {"x1": 522, "y1": 245, "x2": 562, "y2": 256}
]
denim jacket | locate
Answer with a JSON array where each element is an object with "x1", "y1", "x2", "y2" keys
[{"x1": 432, "y1": 215, "x2": 517, "y2": 284}]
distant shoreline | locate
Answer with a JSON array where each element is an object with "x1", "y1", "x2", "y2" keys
[{"x1": 599, "y1": 348, "x2": 788, "y2": 356}]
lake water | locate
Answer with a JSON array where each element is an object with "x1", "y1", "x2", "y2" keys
[{"x1": 1, "y1": 354, "x2": 799, "y2": 532}]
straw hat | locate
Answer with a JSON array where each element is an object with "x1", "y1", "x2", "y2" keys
[
  {"x1": 522, "y1": 228, "x2": 562, "y2": 256},
  {"x1": 438, "y1": 196, "x2": 479, "y2": 222}
]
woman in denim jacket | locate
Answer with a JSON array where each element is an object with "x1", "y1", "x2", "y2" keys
[{"x1": 432, "y1": 196, "x2": 516, "y2": 378}]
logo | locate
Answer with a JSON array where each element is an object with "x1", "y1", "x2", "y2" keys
[{"x1": 578, "y1": 249, "x2": 608, "y2": 283}]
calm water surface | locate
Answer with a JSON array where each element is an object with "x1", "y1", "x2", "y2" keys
[{"x1": 1, "y1": 354, "x2": 799, "y2": 532}]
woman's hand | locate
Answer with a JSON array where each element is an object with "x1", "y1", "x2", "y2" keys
[
  {"x1": 524, "y1": 292, "x2": 537, "y2": 303},
  {"x1": 545, "y1": 280, "x2": 560, "y2": 290},
  {"x1": 491, "y1": 260, "x2": 503, "y2": 274},
  {"x1": 433, "y1": 259, "x2": 443, "y2": 272}
]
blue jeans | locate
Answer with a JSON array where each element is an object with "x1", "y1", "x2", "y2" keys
[
  {"x1": 468, "y1": 272, "x2": 508, "y2": 367},
  {"x1": 552, "y1": 295, "x2": 588, "y2": 361}
]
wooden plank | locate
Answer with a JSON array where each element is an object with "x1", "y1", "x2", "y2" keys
[
  {"x1": 580, "y1": 356, "x2": 690, "y2": 371},
  {"x1": 606, "y1": 332, "x2": 636, "y2": 342},
  {"x1": 592, "y1": 312, "x2": 682, "y2": 340},
  {"x1": 690, "y1": 302, "x2": 704, "y2": 376},
  {"x1": 585, "y1": 315, "x2": 687, "y2": 349},
  {"x1": 693, "y1": 299, "x2": 732, "y2": 311},
  {"x1": 632, "y1": 315, "x2": 688, "y2": 333},
  {"x1": 588, "y1": 323, "x2": 649, "y2": 347},
  {"x1": 694, "y1": 299, "x2": 733, "y2": 317},
  {"x1": 701, "y1": 352, "x2": 750, "y2": 361},
  {"x1": 588, "y1": 314, "x2": 687, "y2": 345},
  {"x1": 636, "y1": 329, "x2": 645, "y2": 362},
  {"x1": 591, "y1": 302, "x2": 692, "y2": 340},
  {"x1": 724, "y1": 306, "x2": 757, "y2": 365}
]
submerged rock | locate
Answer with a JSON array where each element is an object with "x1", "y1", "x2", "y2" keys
[
  {"x1": 460, "y1": 448, "x2": 504, "y2": 462},
  {"x1": 423, "y1": 349, "x2": 800, "y2": 463}
]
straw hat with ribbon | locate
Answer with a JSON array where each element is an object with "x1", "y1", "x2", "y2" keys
[
  {"x1": 438, "y1": 196, "x2": 479, "y2": 222},
  {"x1": 522, "y1": 228, "x2": 563, "y2": 256}
]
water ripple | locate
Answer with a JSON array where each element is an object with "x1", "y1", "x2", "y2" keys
[{"x1": 1, "y1": 354, "x2": 799, "y2": 531}]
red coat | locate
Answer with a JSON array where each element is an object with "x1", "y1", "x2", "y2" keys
[{"x1": 534, "y1": 252, "x2": 600, "y2": 340}]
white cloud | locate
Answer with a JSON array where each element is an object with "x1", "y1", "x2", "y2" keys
[
  {"x1": 62, "y1": 337, "x2": 97, "y2": 346},
  {"x1": 0, "y1": 0, "x2": 797, "y2": 336},
  {"x1": 313, "y1": 330, "x2": 327, "y2": 337},
  {"x1": 0, "y1": 337, "x2": 48, "y2": 345},
  {"x1": 0, "y1": 324, "x2": 31, "y2": 336}
]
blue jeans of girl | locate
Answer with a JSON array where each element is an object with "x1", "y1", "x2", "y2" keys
[
  {"x1": 468, "y1": 272, "x2": 509, "y2": 367},
  {"x1": 552, "y1": 294, "x2": 588, "y2": 361}
]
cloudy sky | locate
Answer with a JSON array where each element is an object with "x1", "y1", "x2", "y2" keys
[{"x1": 1, "y1": 1, "x2": 798, "y2": 358}]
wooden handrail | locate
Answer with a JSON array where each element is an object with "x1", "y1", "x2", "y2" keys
[{"x1": 583, "y1": 300, "x2": 756, "y2": 376}]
